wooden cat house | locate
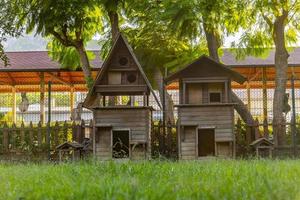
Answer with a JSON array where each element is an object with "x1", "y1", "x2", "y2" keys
[
  {"x1": 165, "y1": 55, "x2": 246, "y2": 159},
  {"x1": 83, "y1": 34, "x2": 159, "y2": 160}
]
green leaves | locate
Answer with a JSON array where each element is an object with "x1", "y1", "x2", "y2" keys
[
  {"x1": 0, "y1": 0, "x2": 23, "y2": 66},
  {"x1": 47, "y1": 39, "x2": 96, "y2": 70},
  {"x1": 233, "y1": 0, "x2": 300, "y2": 60}
]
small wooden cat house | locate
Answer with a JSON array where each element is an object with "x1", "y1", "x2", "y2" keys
[
  {"x1": 84, "y1": 34, "x2": 159, "y2": 160},
  {"x1": 165, "y1": 55, "x2": 246, "y2": 159}
]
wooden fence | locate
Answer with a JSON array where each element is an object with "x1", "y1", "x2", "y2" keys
[
  {"x1": 235, "y1": 117, "x2": 300, "y2": 157},
  {"x1": 151, "y1": 120, "x2": 178, "y2": 159},
  {"x1": 0, "y1": 120, "x2": 89, "y2": 161}
]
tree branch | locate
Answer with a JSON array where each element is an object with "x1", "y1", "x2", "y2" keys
[{"x1": 49, "y1": 29, "x2": 74, "y2": 47}]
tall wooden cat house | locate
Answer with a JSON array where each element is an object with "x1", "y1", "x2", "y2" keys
[
  {"x1": 165, "y1": 55, "x2": 246, "y2": 159},
  {"x1": 84, "y1": 34, "x2": 159, "y2": 160}
]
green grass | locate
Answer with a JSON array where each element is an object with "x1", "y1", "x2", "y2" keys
[{"x1": 1, "y1": 160, "x2": 300, "y2": 199}]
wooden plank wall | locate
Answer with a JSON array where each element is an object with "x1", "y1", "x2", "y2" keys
[
  {"x1": 95, "y1": 127, "x2": 111, "y2": 160},
  {"x1": 95, "y1": 108, "x2": 151, "y2": 142},
  {"x1": 179, "y1": 106, "x2": 234, "y2": 142},
  {"x1": 94, "y1": 108, "x2": 151, "y2": 159},
  {"x1": 181, "y1": 126, "x2": 196, "y2": 160}
]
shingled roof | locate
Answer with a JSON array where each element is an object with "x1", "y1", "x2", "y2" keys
[
  {"x1": 0, "y1": 51, "x2": 102, "y2": 72},
  {"x1": 221, "y1": 48, "x2": 300, "y2": 67},
  {"x1": 2, "y1": 47, "x2": 300, "y2": 72}
]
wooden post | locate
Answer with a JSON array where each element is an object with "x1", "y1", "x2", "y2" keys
[
  {"x1": 40, "y1": 72, "x2": 45, "y2": 124},
  {"x1": 80, "y1": 120, "x2": 85, "y2": 143},
  {"x1": 37, "y1": 121, "x2": 42, "y2": 146},
  {"x1": 263, "y1": 118, "x2": 269, "y2": 139},
  {"x1": 11, "y1": 123, "x2": 16, "y2": 150},
  {"x1": 3, "y1": 122, "x2": 9, "y2": 152},
  {"x1": 20, "y1": 121, "x2": 25, "y2": 144},
  {"x1": 246, "y1": 81, "x2": 251, "y2": 111},
  {"x1": 29, "y1": 121, "x2": 34, "y2": 146},
  {"x1": 11, "y1": 86, "x2": 17, "y2": 123},
  {"x1": 70, "y1": 87, "x2": 75, "y2": 113},
  {"x1": 262, "y1": 67, "x2": 268, "y2": 121},
  {"x1": 254, "y1": 118, "x2": 260, "y2": 140},
  {"x1": 72, "y1": 121, "x2": 77, "y2": 142},
  {"x1": 63, "y1": 120, "x2": 68, "y2": 142},
  {"x1": 54, "y1": 121, "x2": 59, "y2": 147}
]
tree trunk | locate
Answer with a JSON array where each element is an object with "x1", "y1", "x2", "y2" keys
[
  {"x1": 108, "y1": 11, "x2": 120, "y2": 42},
  {"x1": 154, "y1": 69, "x2": 175, "y2": 124},
  {"x1": 203, "y1": 26, "x2": 255, "y2": 128},
  {"x1": 203, "y1": 23, "x2": 220, "y2": 62},
  {"x1": 75, "y1": 41, "x2": 93, "y2": 89},
  {"x1": 272, "y1": 11, "x2": 289, "y2": 146}
]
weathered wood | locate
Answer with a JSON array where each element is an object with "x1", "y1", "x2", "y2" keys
[
  {"x1": 2, "y1": 122, "x2": 8, "y2": 151},
  {"x1": 11, "y1": 123, "x2": 16, "y2": 150},
  {"x1": 72, "y1": 121, "x2": 77, "y2": 142},
  {"x1": 29, "y1": 121, "x2": 34, "y2": 146},
  {"x1": 63, "y1": 121, "x2": 68, "y2": 142},
  {"x1": 53, "y1": 121, "x2": 59, "y2": 147},
  {"x1": 263, "y1": 119, "x2": 269, "y2": 139},
  {"x1": 37, "y1": 121, "x2": 42, "y2": 146},
  {"x1": 89, "y1": 119, "x2": 93, "y2": 139},
  {"x1": 80, "y1": 120, "x2": 85, "y2": 143},
  {"x1": 20, "y1": 121, "x2": 25, "y2": 145},
  {"x1": 254, "y1": 118, "x2": 260, "y2": 140}
]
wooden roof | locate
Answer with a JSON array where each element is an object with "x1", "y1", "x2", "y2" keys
[
  {"x1": 250, "y1": 138, "x2": 274, "y2": 147},
  {"x1": 56, "y1": 142, "x2": 83, "y2": 150},
  {"x1": 84, "y1": 33, "x2": 161, "y2": 108},
  {"x1": 222, "y1": 48, "x2": 300, "y2": 67},
  {"x1": 0, "y1": 51, "x2": 102, "y2": 71},
  {"x1": 2, "y1": 48, "x2": 300, "y2": 91},
  {"x1": 165, "y1": 55, "x2": 246, "y2": 84}
]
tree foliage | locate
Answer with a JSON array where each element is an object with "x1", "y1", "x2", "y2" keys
[
  {"x1": 0, "y1": 0, "x2": 23, "y2": 66},
  {"x1": 232, "y1": 0, "x2": 300, "y2": 59},
  {"x1": 21, "y1": 0, "x2": 104, "y2": 88}
]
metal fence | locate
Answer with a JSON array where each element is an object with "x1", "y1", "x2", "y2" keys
[{"x1": 1, "y1": 81, "x2": 300, "y2": 124}]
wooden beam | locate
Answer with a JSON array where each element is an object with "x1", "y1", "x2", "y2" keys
[
  {"x1": 46, "y1": 72, "x2": 73, "y2": 87},
  {"x1": 6, "y1": 72, "x2": 16, "y2": 85},
  {"x1": 262, "y1": 67, "x2": 268, "y2": 121},
  {"x1": 12, "y1": 86, "x2": 16, "y2": 123},
  {"x1": 70, "y1": 86, "x2": 75, "y2": 112},
  {"x1": 246, "y1": 81, "x2": 251, "y2": 111},
  {"x1": 40, "y1": 72, "x2": 45, "y2": 124},
  {"x1": 249, "y1": 69, "x2": 262, "y2": 81}
]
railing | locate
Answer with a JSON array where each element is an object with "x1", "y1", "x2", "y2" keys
[{"x1": 0, "y1": 120, "x2": 90, "y2": 160}]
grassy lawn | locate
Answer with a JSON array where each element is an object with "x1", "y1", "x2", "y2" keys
[{"x1": 1, "y1": 160, "x2": 300, "y2": 200}]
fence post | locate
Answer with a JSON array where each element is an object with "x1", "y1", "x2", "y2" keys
[
  {"x1": 72, "y1": 121, "x2": 77, "y2": 142},
  {"x1": 53, "y1": 121, "x2": 59, "y2": 147},
  {"x1": 158, "y1": 120, "x2": 163, "y2": 154},
  {"x1": 254, "y1": 118, "x2": 260, "y2": 140},
  {"x1": 89, "y1": 119, "x2": 93, "y2": 140},
  {"x1": 3, "y1": 122, "x2": 8, "y2": 152},
  {"x1": 166, "y1": 120, "x2": 172, "y2": 157},
  {"x1": 47, "y1": 81, "x2": 52, "y2": 160},
  {"x1": 63, "y1": 121, "x2": 68, "y2": 142},
  {"x1": 11, "y1": 123, "x2": 16, "y2": 150},
  {"x1": 37, "y1": 121, "x2": 42, "y2": 147},
  {"x1": 263, "y1": 119, "x2": 269, "y2": 139},
  {"x1": 80, "y1": 120, "x2": 85, "y2": 143},
  {"x1": 175, "y1": 120, "x2": 178, "y2": 157},
  {"x1": 29, "y1": 121, "x2": 34, "y2": 147},
  {"x1": 20, "y1": 121, "x2": 25, "y2": 145},
  {"x1": 46, "y1": 121, "x2": 50, "y2": 151}
]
